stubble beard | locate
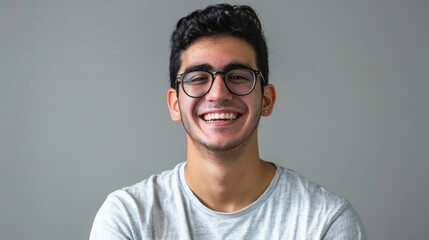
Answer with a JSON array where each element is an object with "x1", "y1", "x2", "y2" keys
[{"x1": 179, "y1": 104, "x2": 261, "y2": 160}]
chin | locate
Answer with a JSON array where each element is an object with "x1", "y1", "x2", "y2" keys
[{"x1": 201, "y1": 138, "x2": 249, "y2": 154}]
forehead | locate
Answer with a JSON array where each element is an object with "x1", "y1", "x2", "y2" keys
[{"x1": 179, "y1": 36, "x2": 257, "y2": 72}]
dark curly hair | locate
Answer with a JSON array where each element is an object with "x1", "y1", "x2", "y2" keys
[{"x1": 169, "y1": 4, "x2": 269, "y2": 89}]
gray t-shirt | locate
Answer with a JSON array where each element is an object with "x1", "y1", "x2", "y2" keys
[{"x1": 90, "y1": 162, "x2": 366, "y2": 239}]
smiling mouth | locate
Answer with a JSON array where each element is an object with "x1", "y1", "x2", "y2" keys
[{"x1": 202, "y1": 112, "x2": 239, "y2": 121}]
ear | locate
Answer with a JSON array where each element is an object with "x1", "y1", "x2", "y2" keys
[
  {"x1": 167, "y1": 88, "x2": 181, "y2": 121},
  {"x1": 261, "y1": 84, "x2": 276, "y2": 116}
]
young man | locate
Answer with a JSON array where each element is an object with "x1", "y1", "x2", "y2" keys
[{"x1": 90, "y1": 4, "x2": 366, "y2": 239}]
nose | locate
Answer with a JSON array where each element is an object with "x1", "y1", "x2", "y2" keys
[{"x1": 205, "y1": 74, "x2": 233, "y2": 101}]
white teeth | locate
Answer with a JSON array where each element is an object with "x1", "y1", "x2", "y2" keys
[{"x1": 203, "y1": 113, "x2": 238, "y2": 121}]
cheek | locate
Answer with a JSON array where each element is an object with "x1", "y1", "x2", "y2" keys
[
  {"x1": 178, "y1": 97, "x2": 198, "y2": 117},
  {"x1": 252, "y1": 101, "x2": 262, "y2": 114},
  {"x1": 245, "y1": 94, "x2": 263, "y2": 113}
]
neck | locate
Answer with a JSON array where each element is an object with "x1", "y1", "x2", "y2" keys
[{"x1": 184, "y1": 132, "x2": 276, "y2": 212}]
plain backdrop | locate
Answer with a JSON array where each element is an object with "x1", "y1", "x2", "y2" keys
[{"x1": 1, "y1": 0, "x2": 428, "y2": 239}]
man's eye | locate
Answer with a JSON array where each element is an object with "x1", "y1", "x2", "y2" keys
[
  {"x1": 232, "y1": 75, "x2": 248, "y2": 80},
  {"x1": 227, "y1": 74, "x2": 252, "y2": 83},
  {"x1": 184, "y1": 76, "x2": 210, "y2": 85}
]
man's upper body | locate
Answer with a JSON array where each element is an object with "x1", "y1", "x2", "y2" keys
[
  {"x1": 90, "y1": 4, "x2": 366, "y2": 239},
  {"x1": 90, "y1": 162, "x2": 365, "y2": 239}
]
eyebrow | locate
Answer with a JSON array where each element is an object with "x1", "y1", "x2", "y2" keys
[
  {"x1": 183, "y1": 64, "x2": 212, "y2": 73},
  {"x1": 182, "y1": 62, "x2": 253, "y2": 74}
]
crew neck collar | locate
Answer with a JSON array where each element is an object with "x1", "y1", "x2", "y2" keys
[{"x1": 178, "y1": 161, "x2": 281, "y2": 218}]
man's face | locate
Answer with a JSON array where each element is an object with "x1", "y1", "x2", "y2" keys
[{"x1": 168, "y1": 36, "x2": 268, "y2": 153}]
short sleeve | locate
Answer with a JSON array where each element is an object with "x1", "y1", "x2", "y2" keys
[
  {"x1": 322, "y1": 202, "x2": 366, "y2": 240},
  {"x1": 89, "y1": 193, "x2": 135, "y2": 240}
]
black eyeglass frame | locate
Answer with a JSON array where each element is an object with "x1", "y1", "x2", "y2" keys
[{"x1": 175, "y1": 68, "x2": 267, "y2": 98}]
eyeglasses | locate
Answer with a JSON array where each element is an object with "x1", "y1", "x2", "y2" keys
[{"x1": 176, "y1": 68, "x2": 265, "y2": 98}]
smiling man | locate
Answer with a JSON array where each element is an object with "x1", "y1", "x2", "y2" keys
[{"x1": 90, "y1": 4, "x2": 366, "y2": 239}]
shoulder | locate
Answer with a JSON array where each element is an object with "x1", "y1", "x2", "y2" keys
[
  {"x1": 128, "y1": 162, "x2": 183, "y2": 190},
  {"x1": 276, "y1": 166, "x2": 347, "y2": 207},
  {"x1": 106, "y1": 163, "x2": 183, "y2": 204}
]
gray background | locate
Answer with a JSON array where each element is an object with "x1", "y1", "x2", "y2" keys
[{"x1": 1, "y1": 0, "x2": 428, "y2": 239}]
